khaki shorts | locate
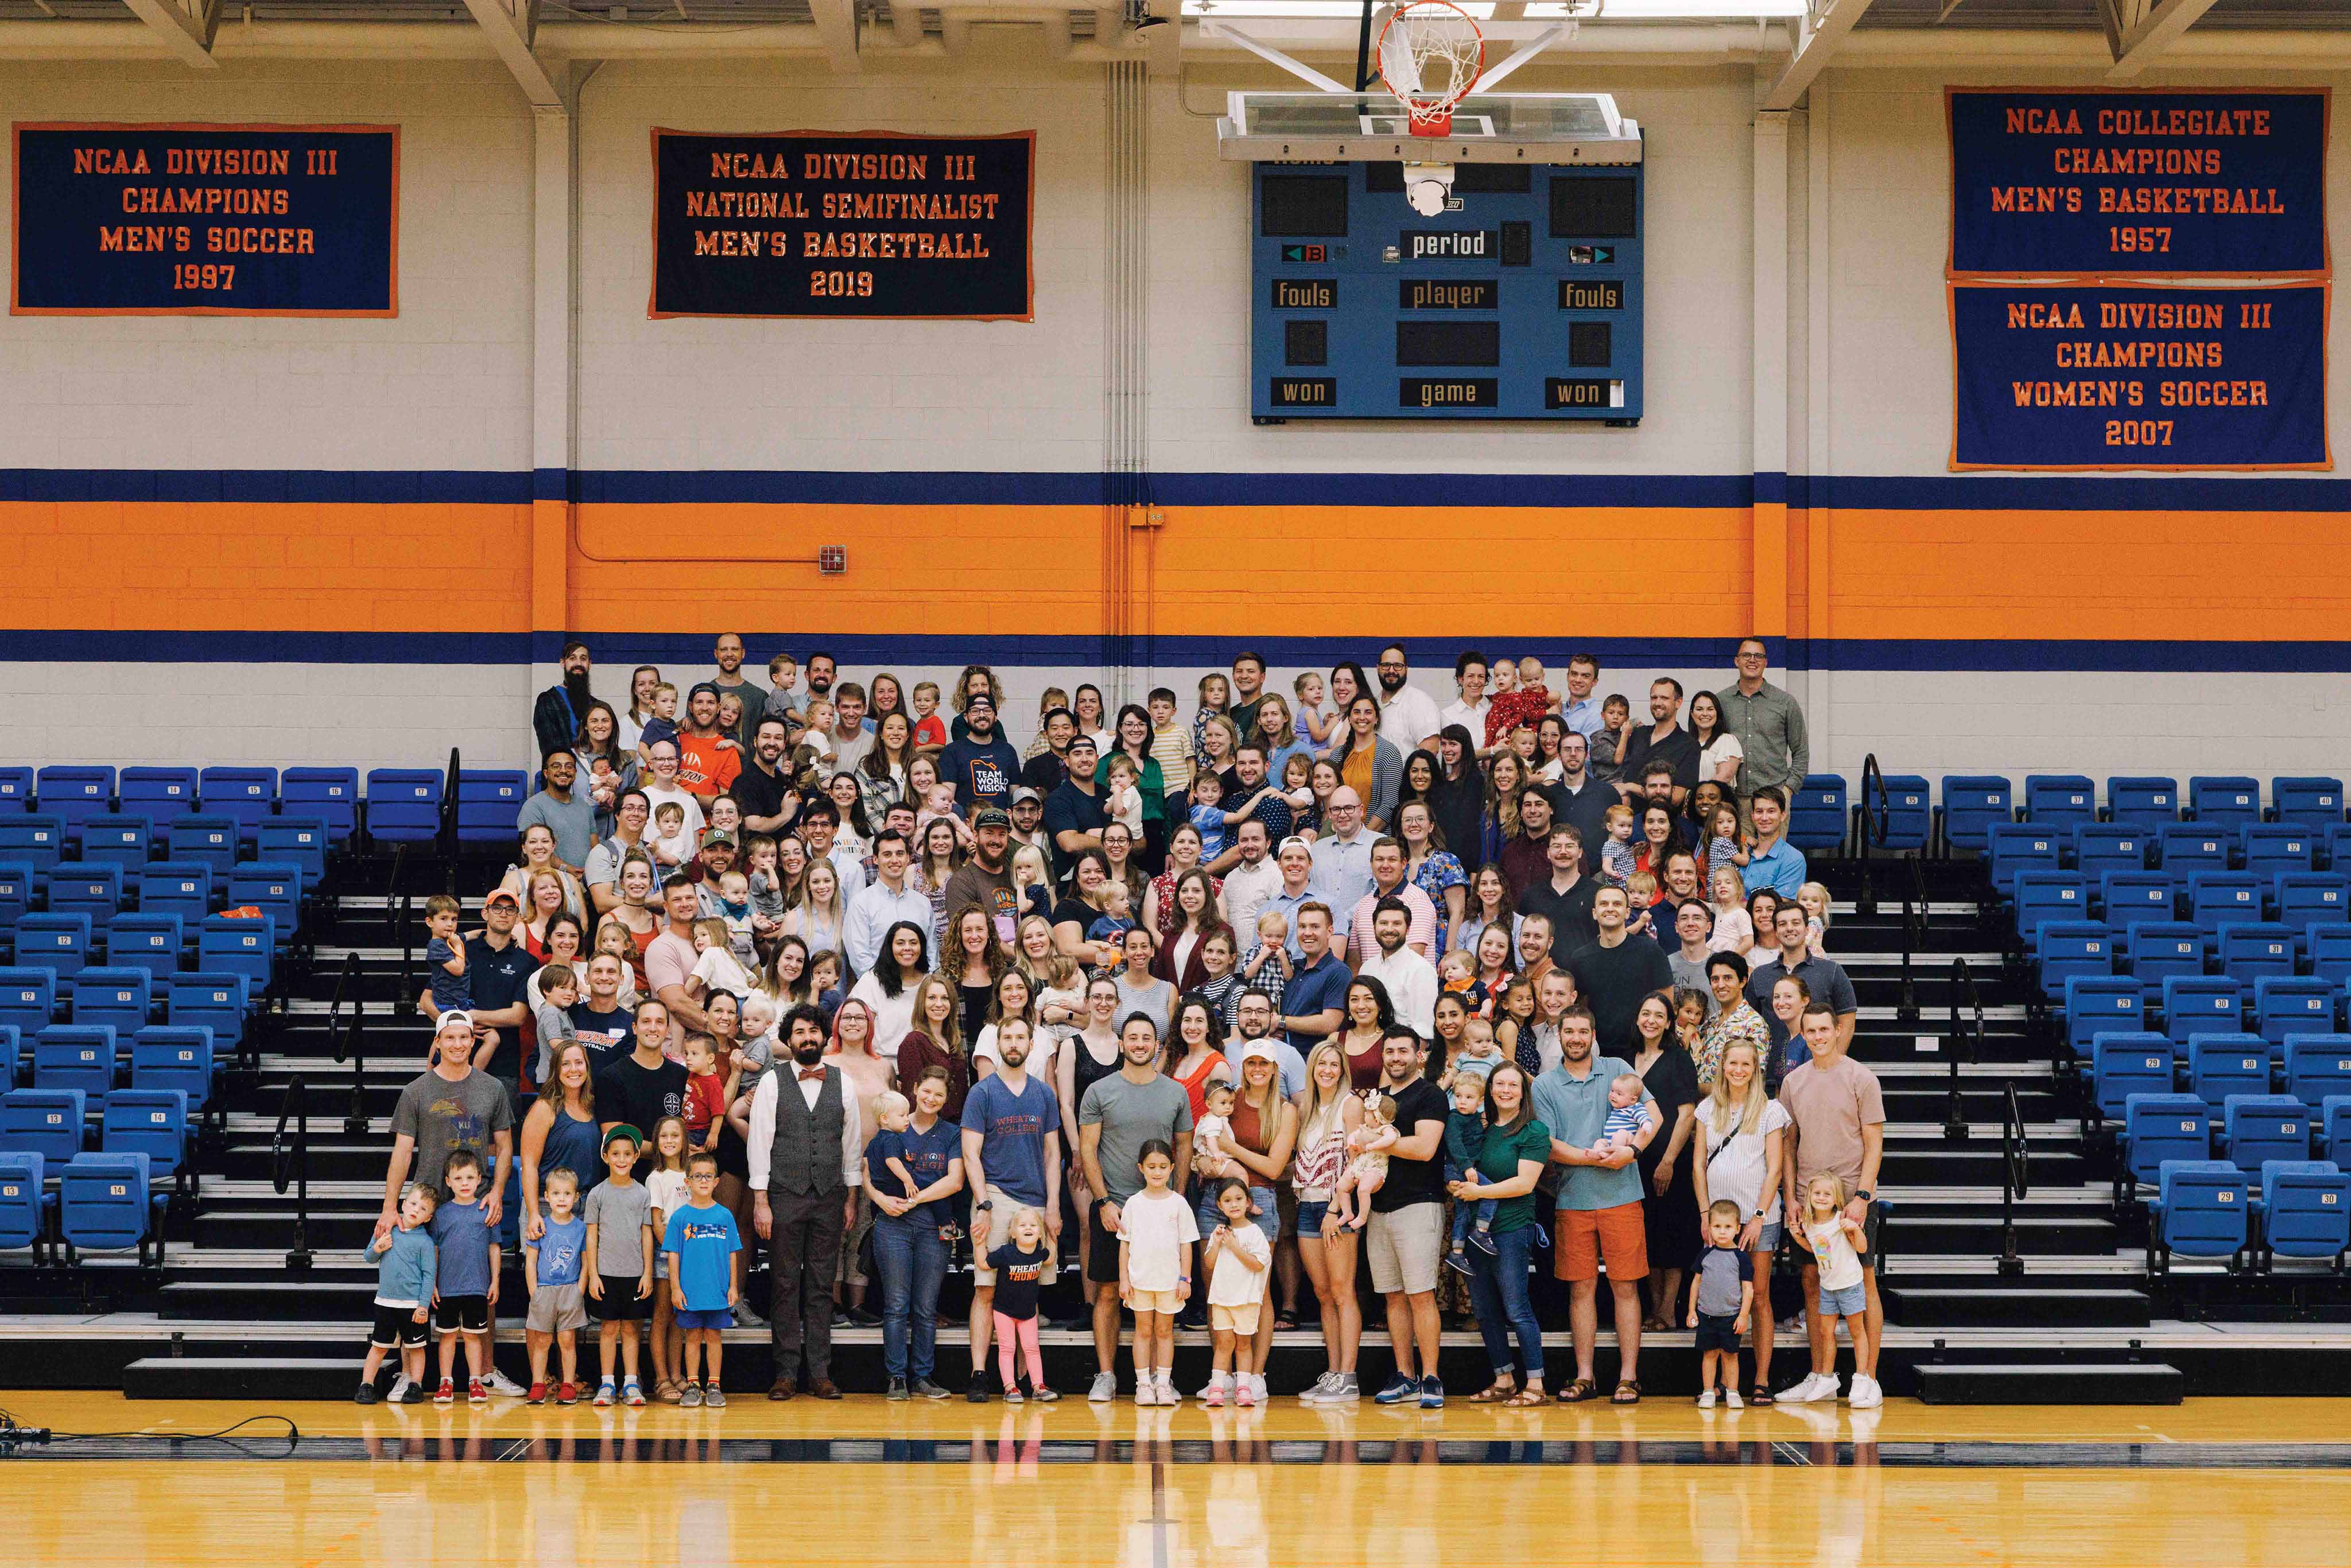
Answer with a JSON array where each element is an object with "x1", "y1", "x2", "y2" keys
[
  {"x1": 1211, "y1": 1302, "x2": 1262, "y2": 1337},
  {"x1": 973, "y1": 1185, "x2": 1059, "y2": 1288},
  {"x1": 525, "y1": 1281, "x2": 587, "y2": 1333},
  {"x1": 1554, "y1": 1201, "x2": 1648, "y2": 1283},
  {"x1": 1128, "y1": 1287, "x2": 1183, "y2": 1316},
  {"x1": 1366, "y1": 1202, "x2": 1444, "y2": 1296}
]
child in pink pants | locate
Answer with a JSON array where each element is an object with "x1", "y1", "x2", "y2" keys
[{"x1": 985, "y1": 1208, "x2": 1058, "y2": 1402}]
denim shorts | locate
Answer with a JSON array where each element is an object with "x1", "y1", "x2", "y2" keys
[
  {"x1": 1295, "y1": 1197, "x2": 1330, "y2": 1240},
  {"x1": 1818, "y1": 1280, "x2": 1867, "y2": 1318},
  {"x1": 1197, "y1": 1183, "x2": 1279, "y2": 1245},
  {"x1": 1753, "y1": 1220, "x2": 1783, "y2": 1253}
]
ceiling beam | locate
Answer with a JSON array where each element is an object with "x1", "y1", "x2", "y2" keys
[
  {"x1": 1762, "y1": 0, "x2": 1875, "y2": 112},
  {"x1": 121, "y1": 0, "x2": 221, "y2": 69},
  {"x1": 460, "y1": 0, "x2": 567, "y2": 106},
  {"x1": 2106, "y1": 0, "x2": 2220, "y2": 79},
  {"x1": 810, "y1": 0, "x2": 863, "y2": 70}
]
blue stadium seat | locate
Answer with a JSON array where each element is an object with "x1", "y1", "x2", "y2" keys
[
  {"x1": 2284, "y1": 1037, "x2": 2351, "y2": 1109},
  {"x1": 75, "y1": 815, "x2": 152, "y2": 871},
  {"x1": 197, "y1": 767, "x2": 279, "y2": 845},
  {"x1": 2024, "y1": 775, "x2": 2097, "y2": 833},
  {"x1": 2189, "y1": 776, "x2": 2263, "y2": 830},
  {"x1": 225, "y1": 863, "x2": 302, "y2": 944},
  {"x1": 130, "y1": 1026, "x2": 215, "y2": 1108},
  {"x1": 255, "y1": 818, "x2": 329, "y2": 884},
  {"x1": 2221, "y1": 1094, "x2": 2311, "y2": 1173},
  {"x1": 2272, "y1": 777, "x2": 2345, "y2": 831},
  {"x1": 2187, "y1": 872, "x2": 2264, "y2": 954},
  {"x1": 0, "y1": 1088, "x2": 85, "y2": 1164},
  {"x1": 2107, "y1": 776, "x2": 2179, "y2": 830},
  {"x1": 1877, "y1": 775, "x2": 1933, "y2": 854},
  {"x1": 44, "y1": 863, "x2": 121, "y2": 925},
  {"x1": 1989, "y1": 824, "x2": 2063, "y2": 901},
  {"x1": 2035, "y1": 921, "x2": 2114, "y2": 996},
  {"x1": 137, "y1": 863, "x2": 212, "y2": 930},
  {"x1": 2253, "y1": 977, "x2": 2339, "y2": 1053},
  {"x1": 1941, "y1": 775, "x2": 2012, "y2": 857},
  {"x1": 2012, "y1": 872, "x2": 2088, "y2": 954},
  {"x1": 2274, "y1": 874, "x2": 2350, "y2": 953},
  {"x1": 364, "y1": 769, "x2": 443, "y2": 845},
  {"x1": 2163, "y1": 977, "x2": 2244, "y2": 1047},
  {"x1": 33, "y1": 1026, "x2": 117, "y2": 1098},
  {"x1": 118, "y1": 768, "x2": 199, "y2": 825},
  {"x1": 2324, "y1": 1098, "x2": 2351, "y2": 1165},
  {"x1": 2158, "y1": 825, "x2": 2233, "y2": 876},
  {"x1": 14, "y1": 914, "x2": 92, "y2": 982},
  {"x1": 2090, "y1": 1032, "x2": 2172, "y2": 1124},
  {"x1": 2074, "y1": 824, "x2": 2152, "y2": 879},
  {"x1": 2063, "y1": 976, "x2": 2143, "y2": 1056},
  {"x1": 281, "y1": 767, "x2": 359, "y2": 844},
  {"x1": 2149, "y1": 1159, "x2": 2248, "y2": 1268},
  {"x1": 0, "y1": 1023, "x2": 18, "y2": 1089},
  {"x1": 167, "y1": 973, "x2": 248, "y2": 1054},
  {"x1": 69, "y1": 968, "x2": 151, "y2": 1034},
  {"x1": 34, "y1": 766, "x2": 115, "y2": 837},
  {"x1": 103, "y1": 1089, "x2": 191, "y2": 1188},
  {"x1": 2099, "y1": 871, "x2": 2177, "y2": 930},
  {"x1": 2184, "y1": 1034, "x2": 2267, "y2": 1117},
  {"x1": 104, "y1": 914, "x2": 183, "y2": 984},
  {"x1": 0, "y1": 816, "x2": 67, "y2": 880},
  {"x1": 2329, "y1": 824, "x2": 2351, "y2": 874},
  {"x1": 0, "y1": 1151, "x2": 50, "y2": 1263},
  {"x1": 2217, "y1": 922, "x2": 2297, "y2": 984},
  {"x1": 197, "y1": 916, "x2": 273, "y2": 989},
  {"x1": 2255, "y1": 1161, "x2": 2350, "y2": 1267},
  {"x1": 2244, "y1": 823, "x2": 2318, "y2": 878},
  {"x1": 455, "y1": 769, "x2": 529, "y2": 849},
  {"x1": 0, "y1": 769, "x2": 30, "y2": 814},
  {"x1": 0, "y1": 970, "x2": 57, "y2": 1038},
  {"x1": 58, "y1": 1150, "x2": 162, "y2": 1263},
  {"x1": 162, "y1": 816, "x2": 240, "y2": 878},
  {"x1": 2121, "y1": 1094, "x2": 2210, "y2": 1188},
  {"x1": 0, "y1": 861, "x2": 32, "y2": 933},
  {"x1": 2124, "y1": 922, "x2": 2204, "y2": 1006},
  {"x1": 1788, "y1": 775, "x2": 1848, "y2": 855}
]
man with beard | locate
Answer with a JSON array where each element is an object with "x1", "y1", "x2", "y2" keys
[
  {"x1": 1357, "y1": 896, "x2": 1438, "y2": 1037},
  {"x1": 730, "y1": 718, "x2": 798, "y2": 837},
  {"x1": 1375, "y1": 643, "x2": 1444, "y2": 756},
  {"x1": 1616, "y1": 679, "x2": 1698, "y2": 808},
  {"x1": 804, "y1": 651, "x2": 837, "y2": 701},
  {"x1": 938, "y1": 692, "x2": 1021, "y2": 812},
  {"x1": 1228, "y1": 651, "x2": 1270, "y2": 742},
  {"x1": 959, "y1": 1014, "x2": 1063, "y2": 1400},
  {"x1": 1008, "y1": 788, "x2": 1051, "y2": 866},
  {"x1": 1042, "y1": 736, "x2": 1108, "y2": 886},
  {"x1": 534, "y1": 639, "x2": 593, "y2": 759},
  {"x1": 748, "y1": 1003, "x2": 864, "y2": 1401},
  {"x1": 1549, "y1": 731, "x2": 1617, "y2": 859},
  {"x1": 676, "y1": 684, "x2": 741, "y2": 802},
  {"x1": 1500, "y1": 788, "x2": 1559, "y2": 899},
  {"x1": 1207, "y1": 743, "x2": 1292, "y2": 874},
  {"x1": 945, "y1": 806, "x2": 1023, "y2": 945},
  {"x1": 708, "y1": 633, "x2": 768, "y2": 745}
]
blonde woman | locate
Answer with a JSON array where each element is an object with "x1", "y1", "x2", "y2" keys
[
  {"x1": 1291, "y1": 1041, "x2": 1364, "y2": 1403},
  {"x1": 499, "y1": 823, "x2": 587, "y2": 923},
  {"x1": 1017, "y1": 914, "x2": 1086, "y2": 1050},
  {"x1": 785, "y1": 858, "x2": 849, "y2": 966},
  {"x1": 1689, "y1": 1038, "x2": 1788, "y2": 1405}
]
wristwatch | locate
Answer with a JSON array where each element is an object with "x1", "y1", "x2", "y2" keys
[
  {"x1": 976, "y1": 1200, "x2": 995, "y2": 1212},
  {"x1": 1854, "y1": 1189, "x2": 1873, "y2": 1204}
]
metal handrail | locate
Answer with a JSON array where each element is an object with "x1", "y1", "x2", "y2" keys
[
  {"x1": 437, "y1": 746, "x2": 461, "y2": 887},
  {"x1": 1896, "y1": 852, "x2": 1928, "y2": 1025},
  {"x1": 1943, "y1": 954, "x2": 1985, "y2": 1142},
  {"x1": 1997, "y1": 1079, "x2": 2031, "y2": 1278},
  {"x1": 270, "y1": 1074, "x2": 315, "y2": 1271},
  {"x1": 327, "y1": 950, "x2": 370, "y2": 1137},
  {"x1": 387, "y1": 843, "x2": 417, "y2": 1015},
  {"x1": 1855, "y1": 752, "x2": 1894, "y2": 917}
]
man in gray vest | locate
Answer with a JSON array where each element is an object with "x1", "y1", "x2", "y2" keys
[{"x1": 748, "y1": 1003, "x2": 864, "y2": 1400}]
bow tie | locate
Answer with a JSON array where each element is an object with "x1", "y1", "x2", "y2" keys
[{"x1": 797, "y1": 1065, "x2": 828, "y2": 1083}]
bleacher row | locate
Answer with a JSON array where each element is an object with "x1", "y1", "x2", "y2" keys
[
  {"x1": 0, "y1": 763, "x2": 538, "y2": 1272},
  {"x1": 1970, "y1": 773, "x2": 2351, "y2": 1279}
]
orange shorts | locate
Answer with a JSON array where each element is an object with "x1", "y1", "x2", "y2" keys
[{"x1": 1553, "y1": 1202, "x2": 1648, "y2": 1283}]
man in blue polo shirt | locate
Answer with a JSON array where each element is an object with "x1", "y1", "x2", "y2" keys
[
  {"x1": 1530, "y1": 1006, "x2": 1658, "y2": 1404},
  {"x1": 1740, "y1": 787, "x2": 1807, "y2": 897},
  {"x1": 1279, "y1": 903, "x2": 1351, "y2": 1054}
]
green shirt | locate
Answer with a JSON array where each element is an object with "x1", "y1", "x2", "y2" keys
[{"x1": 1471, "y1": 1117, "x2": 1552, "y2": 1233}]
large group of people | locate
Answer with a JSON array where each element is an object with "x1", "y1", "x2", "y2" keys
[{"x1": 364, "y1": 637, "x2": 1888, "y2": 1410}]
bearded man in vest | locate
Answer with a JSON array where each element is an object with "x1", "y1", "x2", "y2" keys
[{"x1": 748, "y1": 1003, "x2": 864, "y2": 1399}]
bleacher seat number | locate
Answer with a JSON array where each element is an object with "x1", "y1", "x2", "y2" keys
[
  {"x1": 2218, "y1": 1191, "x2": 2236, "y2": 1203},
  {"x1": 108, "y1": 1184, "x2": 126, "y2": 1196}
]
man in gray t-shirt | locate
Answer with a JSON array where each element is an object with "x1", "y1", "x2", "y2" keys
[
  {"x1": 1080, "y1": 1063, "x2": 1195, "y2": 1206},
  {"x1": 388, "y1": 1051, "x2": 514, "y2": 1193},
  {"x1": 1076, "y1": 1016, "x2": 1196, "y2": 1397}
]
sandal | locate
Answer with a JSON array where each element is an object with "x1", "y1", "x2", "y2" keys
[
  {"x1": 1612, "y1": 1381, "x2": 1642, "y2": 1405},
  {"x1": 1506, "y1": 1385, "x2": 1547, "y2": 1407},
  {"x1": 1468, "y1": 1381, "x2": 1516, "y2": 1404},
  {"x1": 1747, "y1": 1384, "x2": 1775, "y2": 1407},
  {"x1": 1275, "y1": 1310, "x2": 1300, "y2": 1332},
  {"x1": 654, "y1": 1379, "x2": 683, "y2": 1404},
  {"x1": 1555, "y1": 1378, "x2": 1600, "y2": 1403}
]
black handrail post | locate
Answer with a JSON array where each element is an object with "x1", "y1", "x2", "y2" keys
[
  {"x1": 1997, "y1": 1081, "x2": 2031, "y2": 1278},
  {"x1": 439, "y1": 746, "x2": 461, "y2": 893},
  {"x1": 1943, "y1": 956, "x2": 1972, "y2": 1143},
  {"x1": 272, "y1": 1075, "x2": 313, "y2": 1272},
  {"x1": 328, "y1": 949, "x2": 370, "y2": 1138},
  {"x1": 1856, "y1": 754, "x2": 1888, "y2": 919}
]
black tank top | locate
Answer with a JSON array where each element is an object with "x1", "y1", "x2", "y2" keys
[{"x1": 1070, "y1": 1033, "x2": 1122, "y2": 1108}]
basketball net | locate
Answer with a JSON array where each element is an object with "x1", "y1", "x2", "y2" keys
[{"x1": 1376, "y1": 0, "x2": 1484, "y2": 138}]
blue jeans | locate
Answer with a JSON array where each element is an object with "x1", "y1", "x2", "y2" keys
[
  {"x1": 872, "y1": 1216, "x2": 948, "y2": 1381},
  {"x1": 1444, "y1": 1161, "x2": 1497, "y2": 1246},
  {"x1": 1466, "y1": 1223, "x2": 1543, "y2": 1384}
]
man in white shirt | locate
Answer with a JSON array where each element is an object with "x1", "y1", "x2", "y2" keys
[
  {"x1": 842, "y1": 829, "x2": 929, "y2": 975},
  {"x1": 1357, "y1": 899, "x2": 1438, "y2": 1039},
  {"x1": 638, "y1": 742, "x2": 705, "y2": 848},
  {"x1": 1375, "y1": 643, "x2": 1444, "y2": 755},
  {"x1": 747, "y1": 1003, "x2": 865, "y2": 1401},
  {"x1": 1219, "y1": 818, "x2": 1283, "y2": 944},
  {"x1": 1437, "y1": 650, "x2": 1491, "y2": 743},
  {"x1": 1345, "y1": 837, "x2": 1437, "y2": 965}
]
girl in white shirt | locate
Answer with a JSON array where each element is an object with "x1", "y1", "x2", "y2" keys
[{"x1": 1118, "y1": 1140, "x2": 1198, "y2": 1407}]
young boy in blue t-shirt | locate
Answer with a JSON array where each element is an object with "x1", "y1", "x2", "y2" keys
[{"x1": 661, "y1": 1150, "x2": 742, "y2": 1408}]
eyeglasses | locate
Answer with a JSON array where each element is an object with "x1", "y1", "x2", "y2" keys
[{"x1": 1377, "y1": 662, "x2": 1406, "y2": 672}]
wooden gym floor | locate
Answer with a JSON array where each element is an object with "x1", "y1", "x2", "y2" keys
[{"x1": 0, "y1": 1391, "x2": 2345, "y2": 1566}]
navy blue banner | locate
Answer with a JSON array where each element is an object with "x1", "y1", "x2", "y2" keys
[
  {"x1": 11, "y1": 123, "x2": 398, "y2": 316},
  {"x1": 1952, "y1": 282, "x2": 2329, "y2": 471},
  {"x1": 1949, "y1": 90, "x2": 2327, "y2": 277},
  {"x1": 649, "y1": 129, "x2": 1033, "y2": 320}
]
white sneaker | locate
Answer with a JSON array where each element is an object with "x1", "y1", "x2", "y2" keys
[
  {"x1": 1298, "y1": 1371, "x2": 1335, "y2": 1405},
  {"x1": 1848, "y1": 1374, "x2": 1883, "y2": 1409},
  {"x1": 1157, "y1": 1375, "x2": 1180, "y2": 1407},
  {"x1": 1725, "y1": 1388, "x2": 1745, "y2": 1409},
  {"x1": 1697, "y1": 1390, "x2": 1718, "y2": 1409},
  {"x1": 1089, "y1": 1372, "x2": 1118, "y2": 1403},
  {"x1": 483, "y1": 1369, "x2": 527, "y2": 1398},
  {"x1": 1132, "y1": 1380, "x2": 1155, "y2": 1406},
  {"x1": 1782, "y1": 1373, "x2": 1833, "y2": 1404},
  {"x1": 1251, "y1": 1374, "x2": 1268, "y2": 1406}
]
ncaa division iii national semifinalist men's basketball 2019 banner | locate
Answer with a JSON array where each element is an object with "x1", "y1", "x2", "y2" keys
[
  {"x1": 648, "y1": 129, "x2": 1034, "y2": 321},
  {"x1": 10, "y1": 123, "x2": 398, "y2": 316}
]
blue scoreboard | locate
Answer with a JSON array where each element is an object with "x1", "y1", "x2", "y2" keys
[{"x1": 1250, "y1": 155, "x2": 1644, "y2": 422}]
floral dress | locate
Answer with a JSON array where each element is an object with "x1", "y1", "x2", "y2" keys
[
  {"x1": 1696, "y1": 1000, "x2": 1770, "y2": 1092},
  {"x1": 1408, "y1": 850, "x2": 1468, "y2": 957}
]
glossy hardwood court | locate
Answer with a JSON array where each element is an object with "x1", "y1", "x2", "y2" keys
[{"x1": 2, "y1": 1392, "x2": 2346, "y2": 1567}]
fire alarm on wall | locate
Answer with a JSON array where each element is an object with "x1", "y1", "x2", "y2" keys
[{"x1": 818, "y1": 546, "x2": 848, "y2": 575}]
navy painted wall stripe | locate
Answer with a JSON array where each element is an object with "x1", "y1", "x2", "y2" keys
[
  {"x1": 9, "y1": 468, "x2": 2351, "y2": 512},
  {"x1": 6, "y1": 628, "x2": 2351, "y2": 674}
]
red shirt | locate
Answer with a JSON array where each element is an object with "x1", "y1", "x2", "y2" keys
[
  {"x1": 911, "y1": 714, "x2": 948, "y2": 748},
  {"x1": 685, "y1": 1070, "x2": 728, "y2": 1138},
  {"x1": 676, "y1": 731, "x2": 741, "y2": 799}
]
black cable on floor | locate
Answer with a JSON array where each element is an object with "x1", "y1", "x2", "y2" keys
[{"x1": 0, "y1": 1408, "x2": 300, "y2": 1458}]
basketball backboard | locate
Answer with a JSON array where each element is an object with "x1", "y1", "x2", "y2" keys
[{"x1": 1218, "y1": 92, "x2": 1643, "y2": 163}]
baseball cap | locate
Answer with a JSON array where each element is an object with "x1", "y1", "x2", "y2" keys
[
  {"x1": 1237, "y1": 1041, "x2": 1279, "y2": 1066},
  {"x1": 602, "y1": 1123, "x2": 644, "y2": 1150},
  {"x1": 965, "y1": 692, "x2": 996, "y2": 711},
  {"x1": 433, "y1": 1010, "x2": 475, "y2": 1035},
  {"x1": 481, "y1": 887, "x2": 519, "y2": 909},
  {"x1": 1011, "y1": 787, "x2": 1042, "y2": 805},
  {"x1": 1065, "y1": 734, "x2": 1098, "y2": 755},
  {"x1": 972, "y1": 806, "x2": 1012, "y2": 830},
  {"x1": 701, "y1": 828, "x2": 737, "y2": 848}
]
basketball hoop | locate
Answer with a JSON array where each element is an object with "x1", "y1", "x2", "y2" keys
[{"x1": 1376, "y1": 0, "x2": 1484, "y2": 138}]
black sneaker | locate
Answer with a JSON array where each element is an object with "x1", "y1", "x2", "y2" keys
[
  {"x1": 886, "y1": 1377, "x2": 910, "y2": 1401},
  {"x1": 1444, "y1": 1247, "x2": 1473, "y2": 1278},
  {"x1": 843, "y1": 1305, "x2": 882, "y2": 1329},
  {"x1": 398, "y1": 1381, "x2": 429, "y2": 1404},
  {"x1": 354, "y1": 1383, "x2": 381, "y2": 1405},
  {"x1": 1466, "y1": 1228, "x2": 1499, "y2": 1257},
  {"x1": 967, "y1": 1371, "x2": 991, "y2": 1404}
]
